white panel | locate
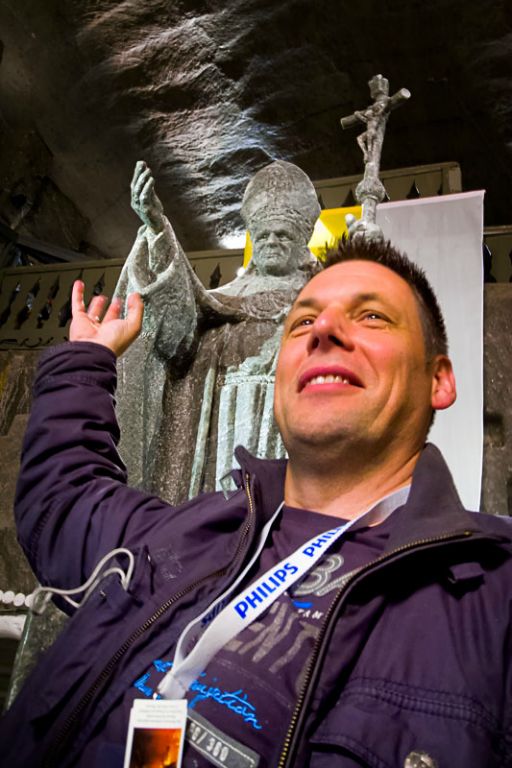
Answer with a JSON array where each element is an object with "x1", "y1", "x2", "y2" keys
[{"x1": 376, "y1": 191, "x2": 484, "y2": 511}]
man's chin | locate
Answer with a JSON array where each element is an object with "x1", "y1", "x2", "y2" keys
[{"x1": 284, "y1": 424, "x2": 355, "y2": 451}]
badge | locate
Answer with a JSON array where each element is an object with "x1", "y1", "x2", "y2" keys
[{"x1": 124, "y1": 699, "x2": 187, "y2": 768}]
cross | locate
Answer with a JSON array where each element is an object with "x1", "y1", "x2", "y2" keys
[{"x1": 340, "y1": 75, "x2": 410, "y2": 241}]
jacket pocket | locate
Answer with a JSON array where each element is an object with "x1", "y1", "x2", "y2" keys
[
  {"x1": 27, "y1": 549, "x2": 153, "y2": 720},
  {"x1": 308, "y1": 677, "x2": 504, "y2": 768}
]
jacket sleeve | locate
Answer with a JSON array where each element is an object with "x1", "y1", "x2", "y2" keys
[{"x1": 15, "y1": 341, "x2": 174, "y2": 591}]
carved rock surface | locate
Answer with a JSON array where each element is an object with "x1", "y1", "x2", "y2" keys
[
  {"x1": 1, "y1": 0, "x2": 512, "y2": 257},
  {"x1": 482, "y1": 284, "x2": 512, "y2": 517},
  {"x1": 0, "y1": 351, "x2": 40, "y2": 595}
]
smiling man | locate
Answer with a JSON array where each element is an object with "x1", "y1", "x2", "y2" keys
[
  {"x1": 276, "y1": 247, "x2": 456, "y2": 520},
  {"x1": 2, "y1": 238, "x2": 512, "y2": 768}
]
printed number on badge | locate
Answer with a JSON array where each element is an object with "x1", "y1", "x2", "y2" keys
[{"x1": 206, "y1": 736, "x2": 230, "y2": 762}]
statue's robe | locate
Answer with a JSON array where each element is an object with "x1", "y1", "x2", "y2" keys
[{"x1": 115, "y1": 220, "x2": 316, "y2": 505}]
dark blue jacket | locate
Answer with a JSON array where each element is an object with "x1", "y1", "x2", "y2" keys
[{"x1": 1, "y1": 342, "x2": 512, "y2": 768}]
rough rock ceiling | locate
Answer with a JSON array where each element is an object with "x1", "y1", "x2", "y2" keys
[{"x1": 1, "y1": 0, "x2": 511, "y2": 259}]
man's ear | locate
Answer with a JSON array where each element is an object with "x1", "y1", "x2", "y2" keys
[{"x1": 431, "y1": 355, "x2": 457, "y2": 411}]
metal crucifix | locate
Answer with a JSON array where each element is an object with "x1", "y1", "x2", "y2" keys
[{"x1": 341, "y1": 74, "x2": 410, "y2": 242}]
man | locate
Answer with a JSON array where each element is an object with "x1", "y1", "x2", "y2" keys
[
  {"x1": 115, "y1": 160, "x2": 320, "y2": 504},
  {"x1": 2, "y1": 238, "x2": 511, "y2": 767}
]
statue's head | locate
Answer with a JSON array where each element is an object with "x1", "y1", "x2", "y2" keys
[{"x1": 241, "y1": 161, "x2": 320, "y2": 277}]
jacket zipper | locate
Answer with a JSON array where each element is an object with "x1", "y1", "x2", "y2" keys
[
  {"x1": 44, "y1": 476, "x2": 256, "y2": 768},
  {"x1": 277, "y1": 528, "x2": 474, "y2": 768}
]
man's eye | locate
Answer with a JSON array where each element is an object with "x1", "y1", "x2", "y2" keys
[
  {"x1": 290, "y1": 317, "x2": 314, "y2": 332},
  {"x1": 361, "y1": 310, "x2": 388, "y2": 323}
]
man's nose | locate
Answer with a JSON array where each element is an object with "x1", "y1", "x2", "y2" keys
[{"x1": 307, "y1": 306, "x2": 354, "y2": 352}]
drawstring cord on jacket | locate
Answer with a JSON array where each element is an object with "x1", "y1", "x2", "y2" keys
[{"x1": 30, "y1": 548, "x2": 135, "y2": 615}]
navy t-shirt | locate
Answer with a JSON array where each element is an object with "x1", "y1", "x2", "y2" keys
[{"x1": 125, "y1": 505, "x2": 393, "y2": 767}]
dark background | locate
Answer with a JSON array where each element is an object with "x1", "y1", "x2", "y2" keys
[{"x1": 1, "y1": 0, "x2": 511, "y2": 259}]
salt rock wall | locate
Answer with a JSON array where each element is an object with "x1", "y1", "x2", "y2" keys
[
  {"x1": 0, "y1": 350, "x2": 40, "y2": 595},
  {"x1": 2, "y1": 0, "x2": 512, "y2": 260},
  {"x1": 482, "y1": 285, "x2": 512, "y2": 517}
]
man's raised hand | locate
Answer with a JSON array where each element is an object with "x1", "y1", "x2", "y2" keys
[
  {"x1": 69, "y1": 280, "x2": 144, "y2": 357},
  {"x1": 131, "y1": 160, "x2": 165, "y2": 234}
]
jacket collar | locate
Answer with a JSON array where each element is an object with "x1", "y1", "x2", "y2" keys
[
  {"x1": 234, "y1": 445, "x2": 287, "y2": 524},
  {"x1": 234, "y1": 443, "x2": 491, "y2": 549},
  {"x1": 383, "y1": 442, "x2": 481, "y2": 553}
]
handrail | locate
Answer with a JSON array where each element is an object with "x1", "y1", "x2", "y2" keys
[{"x1": 2, "y1": 162, "x2": 511, "y2": 350}]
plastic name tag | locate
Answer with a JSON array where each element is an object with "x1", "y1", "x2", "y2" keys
[
  {"x1": 123, "y1": 699, "x2": 187, "y2": 768},
  {"x1": 159, "y1": 485, "x2": 410, "y2": 700}
]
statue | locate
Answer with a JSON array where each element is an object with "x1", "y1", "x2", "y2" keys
[
  {"x1": 115, "y1": 159, "x2": 321, "y2": 504},
  {"x1": 340, "y1": 74, "x2": 410, "y2": 242}
]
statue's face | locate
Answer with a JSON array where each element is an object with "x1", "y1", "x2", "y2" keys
[{"x1": 250, "y1": 219, "x2": 305, "y2": 276}]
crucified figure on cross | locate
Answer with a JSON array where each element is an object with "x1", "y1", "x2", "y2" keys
[
  {"x1": 353, "y1": 98, "x2": 390, "y2": 164},
  {"x1": 341, "y1": 74, "x2": 410, "y2": 241}
]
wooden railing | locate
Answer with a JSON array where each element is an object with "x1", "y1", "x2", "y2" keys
[
  {"x1": 314, "y1": 160, "x2": 462, "y2": 207},
  {"x1": 2, "y1": 162, "x2": 510, "y2": 350},
  {"x1": 0, "y1": 249, "x2": 245, "y2": 349}
]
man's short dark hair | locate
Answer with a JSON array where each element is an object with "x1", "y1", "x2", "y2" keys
[{"x1": 322, "y1": 237, "x2": 448, "y2": 359}]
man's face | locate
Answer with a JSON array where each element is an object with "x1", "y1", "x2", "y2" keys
[
  {"x1": 250, "y1": 219, "x2": 304, "y2": 276},
  {"x1": 274, "y1": 260, "x2": 455, "y2": 459}
]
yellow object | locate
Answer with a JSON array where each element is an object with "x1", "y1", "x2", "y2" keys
[{"x1": 242, "y1": 206, "x2": 362, "y2": 267}]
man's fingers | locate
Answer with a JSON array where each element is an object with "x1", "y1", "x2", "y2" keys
[
  {"x1": 125, "y1": 293, "x2": 144, "y2": 334},
  {"x1": 71, "y1": 280, "x2": 86, "y2": 317},
  {"x1": 70, "y1": 283, "x2": 143, "y2": 355},
  {"x1": 102, "y1": 297, "x2": 123, "y2": 324},
  {"x1": 87, "y1": 295, "x2": 108, "y2": 321}
]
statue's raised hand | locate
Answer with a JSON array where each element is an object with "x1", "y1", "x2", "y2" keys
[
  {"x1": 131, "y1": 160, "x2": 165, "y2": 234},
  {"x1": 69, "y1": 280, "x2": 144, "y2": 357}
]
